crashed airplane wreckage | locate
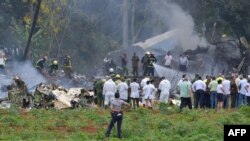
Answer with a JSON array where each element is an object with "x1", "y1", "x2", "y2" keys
[{"x1": 2, "y1": 76, "x2": 95, "y2": 109}]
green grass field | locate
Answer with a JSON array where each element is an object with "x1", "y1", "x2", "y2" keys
[{"x1": 0, "y1": 105, "x2": 250, "y2": 141}]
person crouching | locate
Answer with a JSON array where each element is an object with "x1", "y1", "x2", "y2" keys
[{"x1": 105, "y1": 92, "x2": 130, "y2": 138}]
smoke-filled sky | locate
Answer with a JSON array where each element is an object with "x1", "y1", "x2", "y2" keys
[{"x1": 148, "y1": 0, "x2": 208, "y2": 51}]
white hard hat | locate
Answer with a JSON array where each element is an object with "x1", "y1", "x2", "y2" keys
[{"x1": 109, "y1": 68, "x2": 114, "y2": 73}]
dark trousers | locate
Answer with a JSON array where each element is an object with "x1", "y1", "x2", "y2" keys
[
  {"x1": 204, "y1": 91, "x2": 210, "y2": 108},
  {"x1": 194, "y1": 90, "x2": 205, "y2": 108},
  {"x1": 143, "y1": 64, "x2": 148, "y2": 76},
  {"x1": 180, "y1": 97, "x2": 192, "y2": 110},
  {"x1": 147, "y1": 67, "x2": 154, "y2": 76},
  {"x1": 246, "y1": 96, "x2": 250, "y2": 106},
  {"x1": 230, "y1": 93, "x2": 237, "y2": 108},
  {"x1": 223, "y1": 95, "x2": 230, "y2": 108},
  {"x1": 106, "y1": 112, "x2": 123, "y2": 138},
  {"x1": 132, "y1": 66, "x2": 138, "y2": 77}
]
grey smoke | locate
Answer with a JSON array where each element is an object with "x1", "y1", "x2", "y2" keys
[
  {"x1": 149, "y1": 0, "x2": 209, "y2": 51},
  {"x1": 9, "y1": 61, "x2": 46, "y2": 89}
]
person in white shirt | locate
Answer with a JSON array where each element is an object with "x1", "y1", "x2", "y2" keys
[
  {"x1": 158, "y1": 77, "x2": 171, "y2": 103},
  {"x1": 130, "y1": 78, "x2": 140, "y2": 108},
  {"x1": 117, "y1": 78, "x2": 129, "y2": 102},
  {"x1": 103, "y1": 78, "x2": 117, "y2": 109},
  {"x1": 238, "y1": 75, "x2": 248, "y2": 107},
  {"x1": 179, "y1": 54, "x2": 188, "y2": 72},
  {"x1": 244, "y1": 79, "x2": 250, "y2": 106},
  {"x1": 192, "y1": 77, "x2": 206, "y2": 108},
  {"x1": 140, "y1": 77, "x2": 149, "y2": 107},
  {"x1": 222, "y1": 77, "x2": 231, "y2": 108},
  {"x1": 216, "y1": 79, "x2": 224, "y2": 110},
  {"x1": 143, "y1": 80, "x2": 156, "y2": 109},
  {"x1": 164, "y1": 51, "x2": 173, "y2": 68}
]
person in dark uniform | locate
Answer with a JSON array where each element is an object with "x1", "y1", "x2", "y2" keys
[
  {"x1": 131, "y1": 52, "x2": 140, "y2": 77},
  {"x1": 105, "y1": 92, "x2": 130, "y2": 138}
]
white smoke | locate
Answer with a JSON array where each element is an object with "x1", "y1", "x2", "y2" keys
[
  {"x1": 150, "y1": 1, "x2": 209, "y2": 51},
  {"x1": 9, "y1": 61, "x2": 46, "y2": 90}
]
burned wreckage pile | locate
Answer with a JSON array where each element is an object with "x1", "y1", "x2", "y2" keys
[{"x1": 1, "y1": 76, "x2": 95, "y2": 109}]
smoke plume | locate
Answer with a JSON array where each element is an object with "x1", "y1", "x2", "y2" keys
[{"x1": 149, "y1": 0, "x2": 208, "y2": 51}]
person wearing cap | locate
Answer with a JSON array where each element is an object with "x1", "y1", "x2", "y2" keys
[
  {"x1": 103, "y1": 77, "x2": 117, "y2": 109},
  {"x1": 115, "y1": 74, "x2": 122, "y2": 85},
  {"x1": 36, "y1": 55, "x2": 48, "y2": 74},
  {"x1": 105, "y1": 92, "x2": 130, "y2": 138},
  {"x1": 141, "y1": 52, "x2": 150, "y2": 76},
  {"x1": 109, "y1": 68, "x2": 116, "y2": 79},
  {"x1": 47, "y1": 60, "x2": 59, "y2": 76},
  {"x1": 147, "y1": 52, "x2": 157, "y2": 76},
  {"x1": 63, "y1": 55, "x2": 72, "y2": 78}
]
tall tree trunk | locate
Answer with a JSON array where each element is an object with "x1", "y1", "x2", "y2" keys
[
  {"x1": 131, "y1": 0, "x2": 136, "y2": 44},
  {"x1": 122, "y1": 0, "x2": 129, "y2": 49},
  {"x1": 23, "y1": 0, "x2": 42, "y2": 60}
]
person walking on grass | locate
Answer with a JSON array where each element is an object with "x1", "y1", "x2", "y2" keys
[
  {"x1": 216, "y1": 79, "x2": 224, "y2": 110},
  {"x1": 105, "y1": 92, "x2": 130, "y2": 138},
  {"x1": 130, "y1": 78, "x2": 140, "y2": 109},
  {"x1": 179, "y1": 76, "x2": 192, "y2": 110}
]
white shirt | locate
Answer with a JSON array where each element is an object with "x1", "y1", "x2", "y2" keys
[
  {"x1": 192, "y1": 80, "x2": 206, "y2": 91},
  {"x1": 217, "y1": 84, "x2": 224, "y2": 94},
  {"x1": 222, "y1": 79, "x2": 231, "y2": 95},
  {"x1": 165, "y1": 54, "x2": 172, "y2": 66},
  {"x1": 143, "y1": 84, "x2": 156, "y2": 99},
  {"x1": 245, "y1": 83, "x2": 250, "y2": 96},
  {"x1": 235, "y1": 77, "x2": 241, "y2": 88},
  {"x1": 0, "y1": 58, "x2": 4, "y2": 65},
  {"x1": 103, "y1": 79, "x2": 116, "y2": 95},
  {"x1": 130, "y1": 82, "x2": 140, "y2": 98},
  {"x1": 158, "y1": 79, "x2": 171, "y2": 94},
  {"x1": 179, "y1": 57, "x2": 188, "y2": 66},
  {"x1": 117, "y1": 82, "x2": 128, "y2": 100},
  {"x1": 140, "y1": 77, "x2": 149, "y2": 88},
  {"x1": 239, "y1": 79, "x2": 248, "y2": 95}
]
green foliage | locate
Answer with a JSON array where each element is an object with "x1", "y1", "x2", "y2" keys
[{"x1": 0, "y1": 107, "x2": 250, "y2": 140}]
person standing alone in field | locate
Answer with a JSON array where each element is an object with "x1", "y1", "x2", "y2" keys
[{"x1": 105, "y1": 92, "x2": 130, "y2": 138}]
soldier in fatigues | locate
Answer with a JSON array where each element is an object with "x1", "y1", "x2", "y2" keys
[
  {"x1": 94, "y1": 79, "x2": 106, "y2": 107},
  {"x1": 63, "y1": 55, "x2": 72, "y2": 78}
]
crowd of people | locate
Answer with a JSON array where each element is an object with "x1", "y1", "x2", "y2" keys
[
  {"x1": 95, "y1": 72, "x2": 250, "y2": 111},
  {"x1": 97, "y1": 71, "x2": 250, "y2": 137}
]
